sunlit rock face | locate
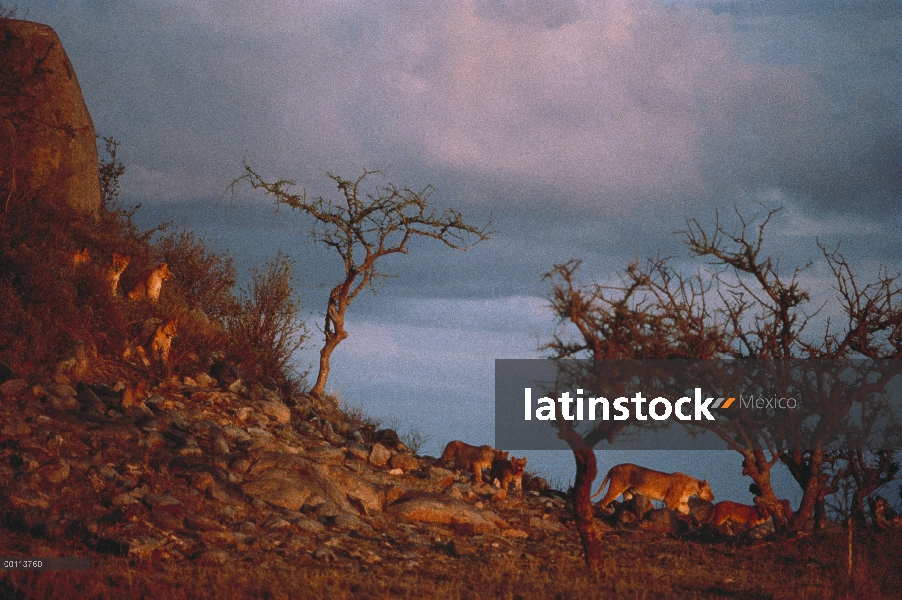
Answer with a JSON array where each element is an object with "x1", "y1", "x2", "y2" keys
[{"x1": 0, "y1": 18, "x2": 100, "y2": 218}]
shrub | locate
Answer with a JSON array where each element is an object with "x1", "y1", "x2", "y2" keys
[
  {"x1": 154, "y1": 227, "x2": 236, "y2": 322},
  {"x1": 226, "y1": 252, "x2": 310, "y2": 390},
  {"x1": 0, "y1": 195, "x2": 126, "y2": 373}
]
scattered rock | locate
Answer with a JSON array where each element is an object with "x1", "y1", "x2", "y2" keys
[
  {"x1": 346, "y1": 441, "x2": 370, "y2": 462},
  {"x1": 33, "y1": 458, "x2": 70, "y2": 483},
  {"x1": 1, "y1": 379, "x2": 27, "y2": 396},
  {"x1": 305, "y1": 445, "x2": 344, "y2": 464},
  {"x1": 143, "y1": 494, "x2": 181, "y2": 513},
  {"x1": 387, "y1": 491, "x2": 505, "y2": 533},
  {"x1": 8, "y1": 489, "x2": 52, "y2": 510},
  {"x1": 390, "y1": 453, "x2": 419, "y2": 472},
  {"x1": 529, "y1": 516, "x2": 564, "y2": 532},
  {"x1": 213, "y1": 436, "x2": 230, "y2": 456},
  {"x1": 502, "y1": 528, "x2": 529, "y2": 539},
  {"x1": 195, "y1": 550, "x2": 230, "y2": 566},
  {"x1": 312, "y1": 547, "x2": 337, "y2": 562},
  {"x1": 194, "y1": 372, "x2": 215, "y2": 388},
  {"x1": 368, "y1": 443, "x2": 391, "y2": 468},
  {"x1": 127, "y1": 536, "x2": 165, "y2": 561},
  {"x1": 260, "y1": 401, "x2": 291, "y2": 425}
]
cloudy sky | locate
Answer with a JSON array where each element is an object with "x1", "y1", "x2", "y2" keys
[{"x1": 17, "y1": 1, "x2": 902, "y2": 489}]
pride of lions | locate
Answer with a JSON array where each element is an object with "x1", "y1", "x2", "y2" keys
[
  {"x1": 438, "y1": 440, "x2": 527, "y2": 499},
  {"x1": 72, "y1": 248, "x2": 172, "y2": 301},
  {"x1": 74, "y1": 248, "x2": 178, "y2": 372},
  {"x1": 438, "y1": 441, "x2": 807, "y2": 535}
]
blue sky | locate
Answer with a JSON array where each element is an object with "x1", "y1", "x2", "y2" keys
[{"x1": 14, "y1": 0, "x2": 901, "y2": 495}]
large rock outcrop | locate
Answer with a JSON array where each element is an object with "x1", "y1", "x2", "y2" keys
[{"x1": 0, "y1": 18, "x2": 100, "y2": 217}]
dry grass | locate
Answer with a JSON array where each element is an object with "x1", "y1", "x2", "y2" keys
[{"x1": 2, "y1": 527, "x2": 900, "y2": 599}]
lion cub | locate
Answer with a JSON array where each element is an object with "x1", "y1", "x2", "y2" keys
[
  {"x1": 149, "y1": 317, "x2": 177, "y2": 364},
  {"x1": 490, "y1": 454, "x2": 527, "y2": 496},
  {"x1": 121, "y1": 380, "x2": 148, "y2": 409},
  {"x1": 106, "y1": 253, "x2": 131, "y2": 296},
  {"x1": 128, "y1": 263, "x2": 171, "y2": 301},
  {"x1": 72, "y1": 247, "x2": 91, "y2": 267},
  {"x1": 438, "y1": 440, "x2": 495, "y2": 484}
]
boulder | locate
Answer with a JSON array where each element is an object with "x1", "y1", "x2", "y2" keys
[
  {"x1": 0, "y1": 19, "x2": 100, "y2": 217},
  {"x1": 368, "y1": 443, "x2": 391, "y2": 467},
  {"x1": 260, "y1": 401, "x2": 291, "y2": 425},
  {"x1": 641, "y1": 508, "x2": 686, "y2": 534},
  {"x1": 241, "y1": 451, "x2": 380, "y2": 515},
  {"x1": 386, "y1": 491, "x2": 506, "y2": 533}
]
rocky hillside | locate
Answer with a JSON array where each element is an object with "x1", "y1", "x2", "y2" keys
[
  {"x1": 2, "y1": 363, "x2": 901, "y2": 599},
  {"x1": 0, "y1": 364, "x2": 571, "y2": 570}
]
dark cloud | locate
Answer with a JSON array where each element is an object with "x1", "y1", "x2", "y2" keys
[{"x1": 18, "y1": 0, "x2": 898, "y2": 230}]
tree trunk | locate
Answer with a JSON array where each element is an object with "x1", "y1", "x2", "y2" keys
[
  {"x1": 311, "y1": 294, "x2": 348, "y2": 398},
  {"x1": 743, "y1": 451, "x2": 790, "y2": 534},
  {"x1": 814, "y1": 494, "x2": 827, "y2": 530},
  {"x1": 572, "y1": 448, "x2": 605, "y2": 571},
  {"x1": 557, "y1": 424, "x2": 605, "y2": 573},
  {"x1": 787, "y1": 450, "x2": 825, "y2": 532},
  {"x1": 849, "y1": 489, "x2": 868, "y2": 529}
]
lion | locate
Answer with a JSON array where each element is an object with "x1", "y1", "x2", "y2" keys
[
  {"x1": 128, "y1": 262, "x2": 171, "y2": 301},
  {"x1": 871, "y1": 496, "x2": 902, "y2": 530},
  {"x1": 121, "y1": 380, "x2": 148, "y2": 409},
  {"x1": 438, "y1": 440, "x2": 495, "y2": 484},
  {"x1": 709, "y1": 501, "x2": 768, "y2": 533},
  {"x1": 148, "y1": 317, "x2": 177, "y2": 364},
  {"x1": 72, "y1": 247, "x2": 91, "y2": 267},
  {"x1": 592, "y1": 463, "x2": 714, "y2": 515},
  {"x1": 106, "y1": 253, "x2": 130, "y2": 296},
  {"x1": 490, "y1": 455, "x2": 527, "y2": 496}
]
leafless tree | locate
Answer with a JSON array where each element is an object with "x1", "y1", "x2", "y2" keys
[
  {"x1": 682, "y1": 207, "x2": 902, "y2": 531},
  {"x1": 233, "y1": 166, "x2": 491, "y2": 399},
  {"x1": 543, "y1": 258, "x2": 727, "y2": 570},
  {"x1": 545, "y1": 206, "x2": 902, "y2": 568}
]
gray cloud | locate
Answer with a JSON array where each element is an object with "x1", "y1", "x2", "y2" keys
[{"x1": 17, "y1": 0, "x2": 898, "y2": 224}]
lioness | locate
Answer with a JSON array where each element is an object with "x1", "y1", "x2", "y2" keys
[
  {"x1": 490, "y1": 455, "x2": 527, "y2": 496},
  {"x1": 106, "y1": 253, "x2": 130, "y2": 296},
  {"x1": 709, "y1": 501, "x2": 768, "y2": 532},
  {"x1": 592, "y1": 463, "x2": 714, "y2": 515},
  {"x1": 121, "y1": 380, "x2": 148, "y2": 409},
  {"x1": 128, "y1": 263, "x2": 171, "y2": 301},
  {"x1": 438, "y1": 440, "x2": 495, "y2": 484}
]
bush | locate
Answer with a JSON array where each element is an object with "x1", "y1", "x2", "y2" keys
[
  {"x1": 154, "y1": 227, "x2": 236, "y2": 321},
  {"x1": 0, "y1": 195, "x2": 127, "y2": 373},
  {"x1": 0, "y1": 140, "x2": 309, "y2": 391},
  {"x1": 226, "y1": 252, "x2": 310, "y2": 390}
]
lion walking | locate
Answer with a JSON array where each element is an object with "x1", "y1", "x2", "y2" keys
[
  {"x1": 438, "y1": 440, "x2": 495, "y2": 484},
  {"x1": 708, "y1": 501, "x2": 768, "y2": 533},
  {"x1": 593, "y1": 463, "x2": 714, "y2": 515}
]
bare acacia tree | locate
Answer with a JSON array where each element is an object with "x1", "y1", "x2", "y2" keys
[
  {"x1": 234, "y1": 166, "x2": 491, "y2": 399},
  {"x1": 543, "y1": 258, "x2": 727, "y2": 571},
  {"x1": 546, "y1": 206, "x2": 902, "y2": 563},
  {"x1": 682, "y1": 207, "x2": 902, "y2": 531}
]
